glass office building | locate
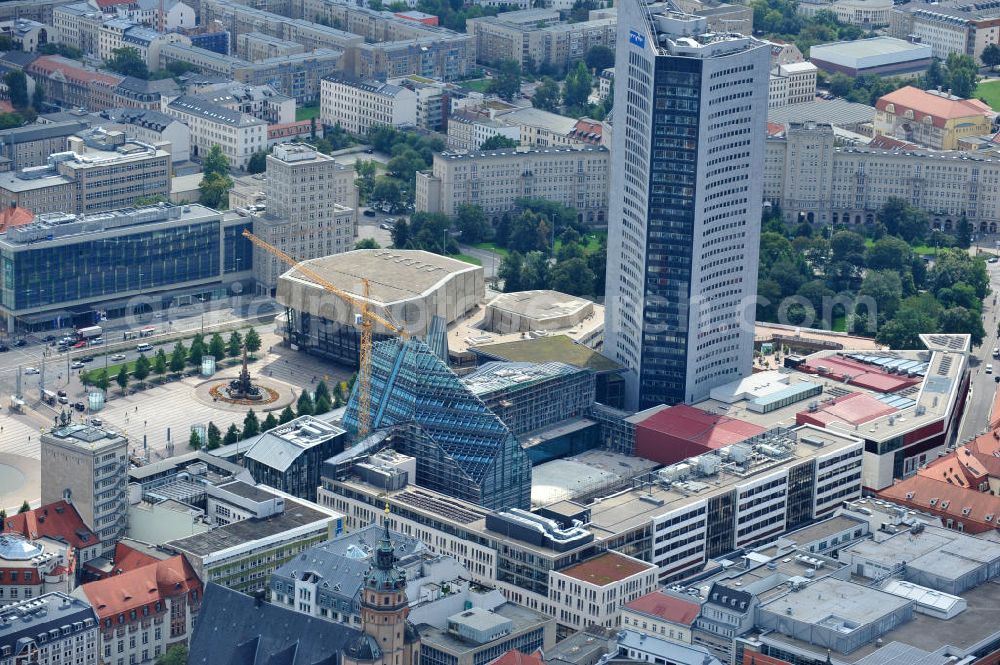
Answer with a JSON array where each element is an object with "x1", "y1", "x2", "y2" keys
[
  {"x1": 344, "y1": 338, "x2": 532, "y2": 510},
  {"x1": 0, "y1": 204, "x2": 253, "y2": 330}
]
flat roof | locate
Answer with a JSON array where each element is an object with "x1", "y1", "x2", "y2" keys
[
  {"x1": 780, "y1": 514, "x2": 868, "y2": 547},
  {"x1": 761, "y1": 576, "x2": 911, "y2": 626},
  {"x1": 810, "y1": 36, "x2": 931, "y2": 59},
  {"x1": 486, "y1": 289, "x2": 593, "y2": 320},
  {"x1": 164, "y1": 496, "x2": 333, "y2": 557},
  {"x1": 418, "y1": 603, "x2": 550, "y2": 655},
  {"x1": 531, "y1": 450, "x2": 660, "y2": 506},
  {"x1": 279, "y1": 249, "x2": 481, "y2": 307},
  {"x1": 636, "y1": 403, "x2": 766, "y2": 447},
  {"x1": 469, "y1": 334, "x2": 620, "y2": 372},
  {"x1": 559, "y1": 551, "x2": 654, "y2": 586},
  {"x1": 767, "y1": 98, "x2": 876, "y2": 127}
]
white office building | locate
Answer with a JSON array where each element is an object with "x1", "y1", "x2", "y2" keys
[
  {"x1": 604, "y1": 2, "x2": 769, "y2": 410},
  {"x1": 319, "y1": 74, "x2": 416, "y2": 135}
]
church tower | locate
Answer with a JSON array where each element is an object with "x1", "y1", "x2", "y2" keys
[{"x1": 344, "y1": 521, "x2": 420, "y2": 665}]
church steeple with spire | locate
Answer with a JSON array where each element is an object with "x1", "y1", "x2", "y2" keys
[{"x1": 343, "y1": 518, "x2": 420, "y2": 665}]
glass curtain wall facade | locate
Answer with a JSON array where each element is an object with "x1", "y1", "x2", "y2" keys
[
  {"x1": 344, "y1": 338, "x2": 532, "y2": 510},
  {"x1": 604, "y1": 1, "x2": 769, "y2": 410}
]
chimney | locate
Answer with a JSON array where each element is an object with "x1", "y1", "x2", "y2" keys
[{"x1": 253, "y1": 588, "x2": 265, "y2": 607}]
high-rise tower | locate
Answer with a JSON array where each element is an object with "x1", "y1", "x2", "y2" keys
[{"x1": 604, "y1": 1, "x2": 769, "y2": 410}]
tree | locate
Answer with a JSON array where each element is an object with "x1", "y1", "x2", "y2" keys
[
  {"x1": 188, "y1": 430, "x2": 202, "y2": 450},
  {"x1": 984, "y1": 44, "x2": 1000, "y2": 70},
  {"x1": 867, "y1": 236, "x2": 913, "y2": 272},
  {"x1": 262, "y1": 412, "x2": 279, "y2": 432},
  {"x1": 550, "y1": 257, "x2": 595, "y2": 296},
  {"x1": 940, "y1": 306, "x2": 986, "y2": 345},
  {"x1": 355, "y1": 238, "x2": 381, "y2": 249},
  {"x1": 243, "y1": 409, "x2": 260, "y2": 438},
  {"x1": 315, "y1": 380, "x2": 331, "y2": 404},
  {"x1": 391, "y1": 218, "x2": 410, "y2": 248},
  {"x1": 133, "y1": 354, "x2": 151, "y2": 382},
  {"x1": 532, "y1": 77, "x2": 561, "y2": 112},
  {"x1": 956, "y1": 215, "x2": 972, "y2": 249},
  {"x1": 370, "y1": 177, "x2": 403, "y2": 212},
  {"x1": 153, "y1": 349, "x2": 167, "y2": 379},
  {"x1": 0, "y1": 508, "x2": 5, "y2": 529},
  {"x1": 297, "y1": 391, "x2": 315, "y2": 416},
  {"x1": 354, "y1": 159, "x2": 378, "y2": 204},
  {"x1": 227, "y1": 331, "x2": 243, "y2": 358},
  {"x1": 202, "y1": 144, "x2": 230, "y2": 179},
  {"x1": 18, "y1": 501, "x2": 30, "y2": 514},
  {"x1": 31, "y1": 84, "x2": 44, "y2": 113},
  {"x1": 315, "y1": 393, "x2": 333, "y2": 414},
  {"x1": 4, "y1": 71, "x2": 27, "y2": 110},
  {"x1": 169, "y1": 342, "x2": 187, "y2": 373},
  {"x1": 859, "y1": 269, "x2": 903, "y2": 322},
  {"x1": 585, "y1": 45, "x2": 614, "y2": 71},
  {"x1": 925, "y1": 58, "x2": 946, "y2": 89},
  {"x1": 489, "y1": 59, "x2": 522, "y2": 101},
  {"x1": 93, "y1": 369, "x2": 110, "y2": 394},
  {"x1": 199, "y1": 172, "x2": 233, "y2": 209},
  {"x1": 246, "y1": 150, "x2": 268, "y2": 174},
  {"x1": 106, "y1": 47, "x2": 148, "y2": 79},
  {"x1": 116, "y1": 365, "x2": 129, "y2": 395},
  {"x1": 521, "y1": 251, "x2": 551, "y2": 290},
  {"x1": 499, "y1": 251, "x2": 525, "y2": 291},
  {"x1": 455, "y1": 204, "x2": 490, "y2": 243},
  {"x1": 209, "y1": 333, "x2": 226, "y2": 361},
  {"x1": 563, "y1": 61, "x2": 593, "y2": 111},
  {"x1": 244, "y1": 328, "x2": 262, "y2": 354},
  {"x1": 156, "y1": 644, "x2": 188, "y2": 665},
  {"x1": 479, "y1": 135, "x2": 518, "y2": 150},
  {"x1": 0, "y1": 113, "x2": 22, "y2": 130},
  {"x1": 189, "y1": 334, "x2": 205, "y2": 366},
  {"x1": 221, "y1": 423, "x2": 240, "y2": 445},
  {"x1": 206, "y1": 422, "x2": 222, "y2": 450},
  {"x1": 279, "y1": 405, "x2": 296, "y2": 424}
]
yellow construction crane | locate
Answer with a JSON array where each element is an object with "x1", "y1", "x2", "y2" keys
[{"x1": 242, "y1": 230, "x2": 407, "y2": 439}]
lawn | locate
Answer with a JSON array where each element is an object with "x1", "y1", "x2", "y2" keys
[
  {"x1": 450, "y1": 253, "x2": 482, "y2": 266},
  {"x1": 975, "y1": 80, "x2": 1000, "y2": 110},
  {"x1": 296, "y1": 104, "x2": 321, "y2": 122},
  {"x1": 460, "y1": 78, "x2": 491, "y2": 93},
  {"x1": 471, "y1": 242, "x2": 509, "y2": 257}
]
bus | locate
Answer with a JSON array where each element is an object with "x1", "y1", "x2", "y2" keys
[
  {"x1": 139, "y1": 326, "x2": 156, "y2": 337},
  {"x1": 77, "y1": 325, "x2": 103, "y2": 340},
  {"x1": 42, "y1": 389, "x2": 56, "y2": 405}
]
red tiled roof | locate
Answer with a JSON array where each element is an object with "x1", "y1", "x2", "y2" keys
[
  {"x1": 767, "y1": 122, "x2": 785, "y2": 136},
  {"x1": 876, "y1": 86, "x2": 992, "y2": 129},
  {"x1": 0, "y1": 206, "x2": 33, "y2": 233},
  {"x1": 79, "y1": 555, "x2": 201, "y2": 619},
  {"x1": 4, "y1": 500, "x2": 98, "y2": 550},
  {"x1": 625, "y1": 591, "x2": 700, "y2": 626},
  {"x1": 94, "y1": 0, "x2": 135, "y2": 8},
  {"x1": 559, "y1": 552, "x2": 653, "y2": 586},
  {"x1": 490, "y1": 650, "x2": 544, "y2": 665},
  {"x1": 28, "y1": 56, "x2": 124, "y2": 87},
  {"x1": 868, "y1": 135, "x2": 920, "y2": 150},
  {"x1": 638, "y1": 404, "x2": 765, "y2": 448},
  {"x1": 112, "y1": 542, "x2": 162, "y2": 573},
  {"x1": 879, "y1": 472, "x2": 1000, "y2": 533}
]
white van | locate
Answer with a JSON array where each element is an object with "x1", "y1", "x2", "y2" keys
[{"x1": 136, "y1": 343, "x2": 153, "y2": 353}]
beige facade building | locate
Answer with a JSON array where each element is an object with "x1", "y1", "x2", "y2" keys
[
  {"x1": 768, "y1": 61, "x2": 817, "y2": 108},
  {"x1": 798, "y1": 0, "x2": 892, "y2": 26},
  {"x1": 319, "y1": 75, "x2": 417, "y2": 135},
  {"x1": 765, "y1": 120, "x2": 1000, "y2": 233},
  {"x1": 467, "y1": 9, "x2": 616, "y2": 73},
  {"x1": 166, "y1": 94, "x2": 267, "y2": 170},
  {"x1": 416, "y1": 146, "x2": 609, "y2": 224},
  {"x1": 873, "y1": 86, "x2": 993, "y2": 150},
  {"x1": 891, "y1": 2, "x2": 1000, "y2": 64},
  {"x1": 40, "y1": 423, "x2": 128, "y2": 555}
]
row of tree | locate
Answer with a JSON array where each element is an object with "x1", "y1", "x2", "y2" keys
[
  {"x1": 825, "y1": 53, "x2": 981, "y2": 105},
  {"x1": 189, "y1": 380, "x2": 347, "y2": 450},
  {"x1": 751, "y1": 0, "x2": 865, "y2": 54},
  {"x1": 81, "y1": 329, "x2": 262, "y2": 392}
]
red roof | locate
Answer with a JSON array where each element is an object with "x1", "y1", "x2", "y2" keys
[
  {"x1": 638, "y1": 404, "x2": 765, "y2": 448},
  {"x1": 868, "y1": 135, "x2": 920, "y2": 150},
  {"x1": 797, "y1": 355, "x2": 919, "y2": 393},
  {"x1": 767, "y1": 122, "x2": 785, "y2": 136},
  {"x1": 4, "y1": 500, "x2": 98, "y2": 550},
  {"x1": 94, "y1": 0, "x2": 135, "y2": 8},
  {"x1": 796, "y1": 392, "x2": 897, "y2": 428},
  {"x1": 569, "y1": 119, "x2": 603, "y2": 144},
  {"x1": 0, "y1": 206, "x2": 33, "y2": 233},
  {"x1": 625, "y1": 591, "x2": 701, "y2": 626},
  {"x1": 491, "y1": 650, "x2": 544, "y2": 665},
  {"x1": 28, "y1": 56, "x2": 124, "y2": 87},
  {"x1": 79, "y1": 555, "x2": 201, "y2": 619},
  {"x1": 559, "y1": 552, "x2": 653, "y2": 586},
  {"x1": 876, "y1": 86, "x2": 992, "y2": 129}
]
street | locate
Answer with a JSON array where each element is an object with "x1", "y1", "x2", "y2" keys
[{"x1": 956, "y1": 256, "x2": 1000, "y2": 443}]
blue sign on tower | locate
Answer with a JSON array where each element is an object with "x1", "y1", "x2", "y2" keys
[{"x1": 629, "y1": 29, "x2": 645, "y2": 48}]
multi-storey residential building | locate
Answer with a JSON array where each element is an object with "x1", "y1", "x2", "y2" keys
[
  {"x1": 622, "y1": 590, "x2": 701, "y2": 644},
  {"x1": 768, "y1": 61, "x2": 816, "y2": 108},
  {"x1": 120, "y1": 26, "x2": 191, "y2": 68},
  {"x1": 0, "y1": 121, "x2": 88, "y2": 169},
  {"x1": 74, "y1": 555, "x2": 201, "y2": 665},
  {"x1": 242, "y1": 415, "x2": 347, "y2": 501},
  {"x1": 162, "y1": 483, "x2": 343, "y2": 594},
  {"x1": 797, "y1": 0, "x2": 892, "y2": 26},
  {"x1": 446, "y1": 110, "x2": 521, "y2": 151},
  {"x1": 467, "y1": 9, "x2": 617, "y2": 73},
  {"x1": 0, "y1": 535, "x2": 75, "y2": 605},
  {"x1": 52, "y1": 2, "x2": 106, "y2": 56},
  {"x1": 98, "y1": 17, "x2": 135, "y2": 62},
  {"x1": 0, "y1": 203, "x2": 252, "y2": 331},
  {"x1": 0, "y1": 130, "x2": 170, "y2": 215},
  {"x1": 26, "y1": 55, "x2": 125, "y2": 111},
  {"x1": 97, "y1": 108, "x2": 191, "y2": 163},
  {"x1": 416, "y1": 147, "x2": 609, "y2": 223},
  {"x1": 165, "y1": 95, "x2": 267, "y2": 170},
  {"x1": 40, "y1": 424, "x2": 127, "y2": 555},
  {"x1": 192, "y1": 82, "x2": 295, "y2": 125},
  {"x1": 390, "y1": 75, "x2": 455, "y2": 132},
  {"x1": 0, "y1": 592, "x2": 99, "y2": 665},
  {"x1": 890, "y1": 1, "x2": 1000, "y2": 64},
  {"x1": 873, "y1": 86, "x2": 993, "y2": 150},
  {"x1": 251, "y1": 143, "x2": 356, "y2": 293},
  {"x1": 342, "y1": 338, "x2": 533, "y2": 510},
  {"x1": 604, "y1": 4, "x2": 769, "y2": 410},
  {"x1": 765, "y1": 121, "x2": 1000, "y2": 232},
  {"x1": 236, "y1": 31, "x2": 306, "y2": 61},
  {"x1": 320, "y1": 75, "x2": 417, "y2": 135}
]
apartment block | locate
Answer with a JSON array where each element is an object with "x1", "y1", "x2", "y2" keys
[
  {"x1": 890, "y1": 1, "x2": 1000, "y2": 64},
  {"x1": 236, "y1": 31, "x2": 305, "y2": 61},
  {"x1": 166, "y1": 95, "x2": 266, "y2": 170},
  {"x1": 0, "y1": 121, "x2": 88, "y2": 169},
  {"x1": 874, "y1": 86, "x2": 992, "y2": 150},
  {"x1": 467, "y1": 9, "x2": 617, "y2": 73},
  {"x1": 26, "y1": 55, "x2": 125, "y2": 111},
  {"x1": 40, "y1": 424, "x2": 127, "y2": 555},
  {"x1": 416, "y1": 146, "x2": 609, "y2": 223},
  {"x1": 0, "y1": 593, "x2": 99, "y2": 665},
  {"x1": 446, "y1": 110, "x2": 520, "y2": 151},
  {"x1": 97, "y1": 108, "x2": 191, "y2": 163},
  {"x1": 319, "y1": 75, "x2": 417, "y2": 135},
  {"x1": 768, "y1": 62, "x2": 817, "y2": 108},
  {"x1": 765, "y1": 120, "x2": 1000, "y2": 232}
]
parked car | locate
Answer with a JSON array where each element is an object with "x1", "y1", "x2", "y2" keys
[
  {"x1": 58, "y1": 396, "x2": 69, "y2": 405},
  {"x1": 24, "y1": 366, "x2": 39, "y2": 375},
  {"x1": 13, "y1": 339, "x2": 26, "y2": 347},
  {"x1": 110, "y1": 353, "x2": 126, "y2": 361},
  {"x1": 57, "y1": 389, "x2": 67, "y2": 397},
  {"x1": 73, "y1": 402, "x2": 86, "y2": 412},
  {"x1": 70, "y1": 361, "x2": 85, "y2": 369},
  {"x1": 988, "y1": 364, "x2": 994, "y2": 374},
  {"x1": 363, "y1": 209, "x2": 377, "y2": 217},
  {"x1": 88, "y1": 417, "x2": 102, "y2": 427},
  {"x1": 44, "y1": 335, "x2": 56, "y2": 342},
  {"x1": 0, "y1": 345, "x2": 8, "y2": 352},
  {"x1": 79, "y1": 356, "x2": 94, "y2": 363}
]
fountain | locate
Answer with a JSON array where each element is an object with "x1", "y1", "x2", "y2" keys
[{"x1": 225, "y1": 344, "x2": 263, "y2": 400}]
